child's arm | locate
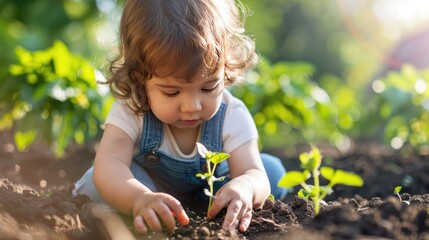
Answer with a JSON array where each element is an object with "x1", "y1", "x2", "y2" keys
[
  {"x1": 207, "y1": 138, "x2": 270, "y2": 232},
  {"x1": 93, "y1": 124, "x2": 189, "y2": 233}
]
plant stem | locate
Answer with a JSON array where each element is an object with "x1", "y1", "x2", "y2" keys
[
  {"x1": 301, "y1": 182, "x2": 311, "y2": 192},
  {"x1": 394, "y1": 192, "x2": 402, "y2": 203},
  {"x1": 207, "y1": 163, "x2": 217, "y2": 213},
  {"x1": 208, "y1": 183, "x2": 214, "y2": 213},
  {"x1": 207, "y1": 160, "x2": 212, "y2": 174},
  {"x1": 313, "y1": 169, "x2": 320, "y2": 215}
]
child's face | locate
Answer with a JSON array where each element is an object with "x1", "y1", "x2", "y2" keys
[{"x1": 145, "y1": 68, "x2": 224, "y2": 130}]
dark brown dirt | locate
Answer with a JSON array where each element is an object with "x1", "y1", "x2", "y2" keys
[{"x1": 1, "y1": 135, "x2": 429, "y2": 239}]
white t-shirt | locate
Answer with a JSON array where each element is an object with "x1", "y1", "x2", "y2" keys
[{"x1": 105, "y1": 89, "x2": 258, "y2": 159}]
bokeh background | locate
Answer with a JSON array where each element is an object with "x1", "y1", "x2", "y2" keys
[{"x1": 1, "y1": 0, "x2": 429, "y2": 157}]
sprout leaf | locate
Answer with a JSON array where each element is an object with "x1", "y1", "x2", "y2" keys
[
  {"x1": 208, "y1": 152, "x2": 230, "y2": 164},
  {"x1": 328, "y1": 169, "x2": 364, "y2": 187},
  {"x1": 278, "y1": 171, "x2": 306, "y2": 188},
  {"x1": 394, "y1": 186, "x2": 403, "y2": 194}
]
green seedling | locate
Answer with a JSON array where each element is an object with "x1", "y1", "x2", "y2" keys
[
  {"x1": 394, "y1": 186, "x2": 402, "y2": 200},
  {"x1": 394, "y1": 186, "x2": 410, "y2": 205},
  {"x1": 195, "y1": 142, "x2": 230, "y2": 212},
  {"x1": 278, "y1": 147, "x2": 364, "y2": 215}
]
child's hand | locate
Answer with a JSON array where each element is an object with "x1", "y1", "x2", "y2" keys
[
  {"x1": 207, "y1": 177, "x2": 254, "y2": 232},
  {"x1": 132, "y1": 192, "x2": 189, "y2": 234}
]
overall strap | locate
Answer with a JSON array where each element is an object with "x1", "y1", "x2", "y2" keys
[
  {"x1": 199, "y1": 102, "x2": 227, "y2": 153},
  {"x1": 140, "y1": 110, "x2": 163, "y2": 152}
]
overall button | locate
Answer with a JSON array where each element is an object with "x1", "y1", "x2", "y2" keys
[
  {"x1": 144, "y1": 153, "x2": 160, "y2": 164},
  {"x1": 201, "y1": 163, "x2": 208, "y2": 172}
]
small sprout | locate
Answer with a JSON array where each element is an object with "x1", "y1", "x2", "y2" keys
[
  {"x1": 394, "y1": 186, "x2": 402, "y2": 194},
  {"x1": 394, "y1": 186, "x2": 410, "y2": 205},
  {"x1": 278, "y1": 147, "x2": 364, "y2": 215},
  {"x1": 195, "y1": 142, "x2": 229, "y2": 212},
  {"x1": 267, "y1": 194, "x2": 275, "y2": 201},
  {"x1": 394, "y1": 186, "x2": 402, "y2": 204}
]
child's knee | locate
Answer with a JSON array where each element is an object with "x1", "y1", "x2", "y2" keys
[
  {"x1": 73, "y1": 167, "x2": 104, "y2": 202},
  {"x1": 260, "y1": 153, "x2": 288, "y2": 200},
  {"x1": 261, "y1": 153, "x2": 285, "y2": 177}
]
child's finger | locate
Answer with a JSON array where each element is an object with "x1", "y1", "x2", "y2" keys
[
  {"x1": 222, "y1": 199, "x2": 243, "y2": 229},
  {"x1": 142, "y1": 208, "x2": 163, "y2": 232},
  {"x1": 163, "y1": 197, "x2": 189, "y2": 225},
  {"x1": 171, "y1": 209, "x2": 190, "y2": 226},
  {"x1": 207, "y1": 195, "x2": 229, "y2": 219},
  {"x1": 238, "y1": 209, "x2": 252, "y2": 232},
  {"x1": 133, "y1": 215, "x2": 148, "y2": 234},
  {"x1": 153, "y1": 204, "x2": 177, "y2": 232}
]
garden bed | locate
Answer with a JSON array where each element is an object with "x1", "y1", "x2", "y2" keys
[{"x1": 1, "y1": 141, "x2": 429, "y2": 239}]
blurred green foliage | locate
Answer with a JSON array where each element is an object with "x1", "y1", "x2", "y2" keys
[
  {"x1": 0, "y1": 0, "x2": 110, "y2": 155},
  {"x1": 243, "y1": 0, "x2": 349, "y2": 80},
  {"x1": 230, "y1": 59, "x2": 362, "y2": 150},
  {"x1": 362, "y1": 66, "x2": 429, "y2": 151},
  {"x1": 1, "y1": 0, "x2": 428, "y2": 155},
  {"x1": 0, "y1": 41, "x2": 111, "y2": 156},
  {"x1": 0, "y1": 0, "x2": 104, "y2": 85},
  {"x1": 0, "y1": 0, "x2": 101, "y2": 55},
  {"x1": 232, "y1": 58, "x2": 429, "y2": 153}
]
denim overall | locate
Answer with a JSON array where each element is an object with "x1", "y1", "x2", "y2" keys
[
  {"x1": 73, "y1": 103, "x2": 287, "y2": 204},
  {"x1": 132, "y1": 103, "x2": 229, "y2": 205}
]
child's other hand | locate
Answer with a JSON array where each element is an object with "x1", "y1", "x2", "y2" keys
[
  {"x1": 207, "y1": 177, "x2": 254, "y2": 232},
  {"x1": 132, "y1": 192, "x2": 189, "y2": 234}
]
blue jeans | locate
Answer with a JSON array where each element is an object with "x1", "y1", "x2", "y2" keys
[{"x1": 261, "y1": 153, "x2": 287, "y2": 200}]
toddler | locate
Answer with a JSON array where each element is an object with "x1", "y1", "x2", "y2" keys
[{"x1": 74, "y1": 0, "x2": 287, "y2": 234}]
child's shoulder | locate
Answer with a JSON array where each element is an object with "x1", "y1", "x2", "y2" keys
[
  {"x1": 223, "y1": 88, "x2": 247, "y2": 111},
  {"x1": 106, "y1": 100, "x2": 143, "y2": 142}
]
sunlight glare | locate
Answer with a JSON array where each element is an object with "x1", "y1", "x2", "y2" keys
[
  {"x1": 372, "y1": 0, "x2": 429, "y2": 34},
  {"x1": 371, "y1": 79, "x2": 385, "y2": 93},
  {"x1": 415, "y1": 79, "x2": 427, "y2": 94},
  {"x1": 390, "y1": 137, "x2": 404, "y2": 150}
]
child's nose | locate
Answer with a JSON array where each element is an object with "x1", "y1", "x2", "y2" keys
[{"x1": 180, "y1": 96, "x2": 202, "y2": 113}]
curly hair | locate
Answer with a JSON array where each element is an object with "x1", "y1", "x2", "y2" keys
[{"x1": 107, "y1": 0, "x2": 258, "y2": 115}]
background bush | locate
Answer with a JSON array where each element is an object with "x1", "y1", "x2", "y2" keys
[
  {"x1": 1, "y1": 0, "x2": 428, "y2": 155},
  {"x1": 0, "y1": 41, "x2": 112, "y2": 156}
]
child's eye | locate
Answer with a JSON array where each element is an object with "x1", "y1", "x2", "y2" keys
[
  {"x1": 202, "y1": 84, "x2": 218, "y2": 93},
  {"x1": 162, "y1": 91, "x2": 179, "y2": 97}
]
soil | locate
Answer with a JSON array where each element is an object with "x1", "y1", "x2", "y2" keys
[{"x1": 1, "y1": 132, "x2": 429, "y2": 239}]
